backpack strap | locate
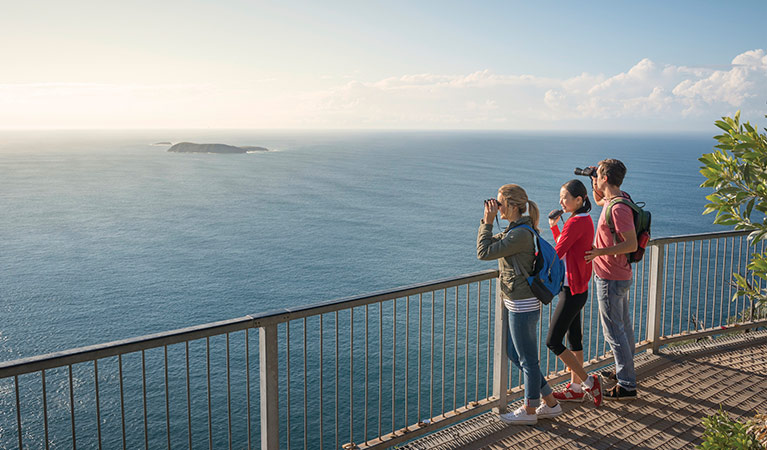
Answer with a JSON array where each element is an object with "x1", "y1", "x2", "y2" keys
[
  {"x1": 508, "y1": 224, "x2": 537, "y2": 279},
  {"x1": 604, "y1": 195, "x2": 633, "y2": 230},
  {"x1": 604, "y1": 195, "x2": 639, "y2": 244},
  {"x1": 605, "y1": 196, "x2": 643, "y2": 266}
]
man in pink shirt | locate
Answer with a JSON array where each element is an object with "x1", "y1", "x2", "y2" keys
[{"x1": 585, "y1": 159, "x2": 638, "y2": 401}]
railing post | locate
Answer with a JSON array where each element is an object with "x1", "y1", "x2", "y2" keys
[
  {"x1": 647, "y1": 244, "x2": 665, "y2": 354},
  {"x1": 259, "y1": 324, "x2": 279, "y2": 450},
  {"x1": 492, "y1": 278, "x2": 509, "y2": 413}
]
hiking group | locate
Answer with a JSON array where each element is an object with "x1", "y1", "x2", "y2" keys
[{"x1": 477, "y1": 158, "x2": 648, "y2": 425}]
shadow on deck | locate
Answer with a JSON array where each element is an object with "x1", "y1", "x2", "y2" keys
[{"x1": 402, "y1": 329, "x2": 767, "y2": 449}]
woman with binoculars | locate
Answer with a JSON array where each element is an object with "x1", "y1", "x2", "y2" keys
[
  {"x1": 477, "y1": 184, "x2": 562, "y2": 425},
  {"x1": 546, "y1": 179, "x2": 603, "y2": 406}
]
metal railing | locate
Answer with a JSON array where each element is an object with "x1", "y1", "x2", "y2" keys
[
  {"x1": 1, "y1": 230, "x2": 766, "y2": 449},
  {"x1": 646, "y1": 230, "x2": 766, "y2": 349}
]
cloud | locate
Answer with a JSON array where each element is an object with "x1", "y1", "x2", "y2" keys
[
  {"x1": 1, "y1": 49, "x2": 765, "y2": 129},
  {"x1": 544, "y1": 49, "x2": 767, "y2": 122},
  {"x1": 299, "y1": 49, "x2": 767, "y2": 129},
  {"x1": 294, "y1": 70, "x2": 559, "y2": 128},
  {"x1": 671, "y1": 49, "x2": 767, "y2": 111}
]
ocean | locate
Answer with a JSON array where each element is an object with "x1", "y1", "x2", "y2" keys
[
  {"x1": 0, "y1": 130, "x2": 719, "y2": 360},
  {"x1": 0, "y1": 130, "x2": 722, "y2": 447}
]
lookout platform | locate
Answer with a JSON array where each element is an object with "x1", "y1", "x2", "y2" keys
[{"x1": 402, "y1": 329, "x2": 767, "y2": 449}]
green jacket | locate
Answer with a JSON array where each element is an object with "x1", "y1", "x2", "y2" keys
[{"x1": 477, "y1": 216, "x2": 536, "y2": 300}]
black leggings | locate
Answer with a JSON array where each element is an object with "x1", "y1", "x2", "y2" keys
[{"x1": 546, "y1": 287, "x2": 588, "y2": 356}]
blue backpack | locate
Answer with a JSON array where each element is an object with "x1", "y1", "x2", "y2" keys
[{"x1": 509, "y1": 224, "x2": 565, "y2": 305}]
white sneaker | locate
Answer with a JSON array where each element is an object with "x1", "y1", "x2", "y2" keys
[
  {"x1": 535, "y1": 402, "x2": 563, "y2": 419},
  {"x1": 499, "y1": 406, "x2": 537, "y2": 425}
]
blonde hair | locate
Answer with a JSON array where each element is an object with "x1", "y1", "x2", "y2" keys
[{"x1": 498, "y1": 184, "x2": 540, "y2": 232}]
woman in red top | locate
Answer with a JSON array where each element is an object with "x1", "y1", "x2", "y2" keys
[{"x1": 546, "y1": 179, "x2": 603, "y2": 406}]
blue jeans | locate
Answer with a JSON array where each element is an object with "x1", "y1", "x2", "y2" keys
[
  {"x1": 507, "y1": 309, "x2": 552, "y2": 407},
  {"x1": 594, "y1": 275, "x2": 637, "y2": 390}
]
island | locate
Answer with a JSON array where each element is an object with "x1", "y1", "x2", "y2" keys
[
  {"x1": 167, "y1": 142, "x2": 269, "y2": 154},
  {"x1": 153, "y1": 141, "x2": 172, "y2": 146}
]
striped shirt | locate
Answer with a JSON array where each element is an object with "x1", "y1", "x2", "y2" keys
[{"x1": 503, "y1": 296, "x2": 540, "y2": 313}]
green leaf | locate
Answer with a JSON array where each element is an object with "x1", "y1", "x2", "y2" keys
[
  {"x1": 715, "y1": 120, "x2": 731, "y2": 132},
  {"x1": 745, "y1": 198, "x2": 756, "y2": 218},
  {"x1": 741, "y1": 151, "x2": 759, "y2": 161},
  {"x1": 749, "y1": 229, "x2": 767, "y2": 243},
  {"x1": 714, "y1": 216, "x2": 739, "y2": 226},
  {"x1": 734, "y1": 191, "x2": 750, "y2": 202},
  {"x1": 717, "y1": 186, "x2": 739, "y2": 196},
  {"x1": 700, "y1": 168, "x2": 719, "y2": 179},
  {"x1": 752, "y1": 257, "x2": 767, "y2": 271}
]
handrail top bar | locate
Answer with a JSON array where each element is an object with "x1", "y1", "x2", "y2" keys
[
  {"x1": 648, "y1": 229, "x2": 752, "y2": 245},
  {"x1": 0, "y1": 316, "x2": 255, "y2": 377},
  {"x1": 0, "y1": 269, "x2": 498, "y2": 376},
  {"x1": 249, "y1": 269, "x2": 499, "y2": 326}
]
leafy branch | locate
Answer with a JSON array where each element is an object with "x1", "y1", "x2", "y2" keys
[{"x1": 700, "y1": 111, "x2": 767, "y2": 310}]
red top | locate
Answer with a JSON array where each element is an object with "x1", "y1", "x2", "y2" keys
[{"x1": 551, "y1": 213, "x2": 594, "y2": 294}]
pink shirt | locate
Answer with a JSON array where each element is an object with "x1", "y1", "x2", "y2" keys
[{"x1": 593, "y1": 201, "x2": 635, "y2": 281}]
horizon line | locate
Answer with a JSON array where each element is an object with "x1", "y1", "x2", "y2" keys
[{"x1": 0, "y1": 127, "x2": 719, "y2": 135}]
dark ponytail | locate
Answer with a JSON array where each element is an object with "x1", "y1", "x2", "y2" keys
[{"x1": 562, "y1": 179, "x2": 591, "y2": 215}]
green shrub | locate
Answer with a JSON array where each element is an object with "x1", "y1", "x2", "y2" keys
[
  {"x1": 700, "y1": 111, "x2": 767, "y2": 311},
  {"x1": 697, "y1": 408, "x2": 761, "y2": 450}
]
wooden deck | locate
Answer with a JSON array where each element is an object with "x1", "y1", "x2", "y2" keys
[{"x1": 402, "y1": 329, "x2": 767, "y2": 449}]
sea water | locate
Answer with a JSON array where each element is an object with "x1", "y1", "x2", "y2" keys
[{"x1": 0, "y1": 130, "x2": 721, "y2": 447}]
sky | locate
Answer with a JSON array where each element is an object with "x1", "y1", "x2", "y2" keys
[{"x1": 1, "y1": 0, "x2": 766, "y2": 131}]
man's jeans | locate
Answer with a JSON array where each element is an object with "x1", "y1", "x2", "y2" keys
[
  {"x1": 507, "y1": 309, "x2": 553, "y2": 407},
  {"x1": 594, "y1": 275, "x2": 637, "y2": 390}
]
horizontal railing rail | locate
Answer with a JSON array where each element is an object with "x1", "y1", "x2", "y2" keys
[
  {"x1": 1, "y1": 231, "x2": 766, "y2": 450},
  {"x1": 250, "y1": 269, "x2": 499, "y2": 327},
  {"x1": 0, "y1": 317, "x2": 255, "y2": 379},
  {"x1": 646, "y1": 229, "x2": 754, "y2": 246},
  {"x1": 647, "y1": 230, "x2": 751, "y2": 246}
]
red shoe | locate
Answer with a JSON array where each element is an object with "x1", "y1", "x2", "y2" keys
[
  {"x1": 585, "y1": 374, "x2": 603, "y2": 407},
  {"x1": 553, "y1": 383, "x2": 586, "y2": 402}
]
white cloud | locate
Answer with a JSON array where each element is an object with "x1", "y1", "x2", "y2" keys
[
  {"x1": 671, "y1": 49, "x2": 767, "y2": 110},
  {"x1": 1, "y1": 49, "x2": 765, "y2": 129},
  {"x1": 545, "y1": 50, "x2": 767, "y2": 124},
  {"x1": 290, "y1": 49, "x2": 767, "y2": 129},
  {"x1": 732, "y1": 49, "x2": 767, "y2": 67}
]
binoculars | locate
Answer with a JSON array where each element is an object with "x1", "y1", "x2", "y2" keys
[{"x1": 574, "y1": 167, "x2": 597, "y2": 177}]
